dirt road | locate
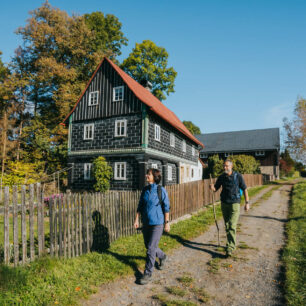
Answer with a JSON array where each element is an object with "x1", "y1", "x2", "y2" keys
[{"x1": 83, "y1": 184, "x2": 291, "y2": 305}]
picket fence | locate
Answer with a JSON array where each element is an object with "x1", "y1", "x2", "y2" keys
[{"x1": 0, "y1": 174, "x2": 263, "y2": 266}]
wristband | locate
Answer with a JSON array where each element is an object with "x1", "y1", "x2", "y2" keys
[{"x1": 165, "y1": 220, "x2": 169, "y2": 224}]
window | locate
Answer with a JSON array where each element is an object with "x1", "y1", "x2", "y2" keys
[
  {"x1": 84, "y1": 124, "x2": 94, "y2": 140},
  {"x1": 182, "y1": 140, "x2": 186, "y2": 153},
  {"x1": 88, "y1": 91, "x2": 99, "y2": 106},
  {"x1": 255, "y1": 151, "x2": 265, "y2": 156},
  {"x1": 113, "y1": 86, "x2": 124, "y2": 101},
  {"x1": 155, "y1": 124, "x2": 161, "y2": 141},
  {"x1": 224, "y1": 152, "x2": 230, "y2": 157},
  {"x1": 151, "y1": 163, "x2": 158, "y2": 169},
  {"x1": 191, "y1": 168, "x2": 194, "y2": 178},
  {"x1": 115, "y1": 120, "x2": 127, "y2": 137},
  {"x1": 192, "y1": 146, "x2": 195, "y2": 156},
  {"x1": 84, "y1": 163, "x2": 92, "y2": 180},
  {"x1": 170, "y1": 133, "x2": 175, "y2": 147},
  {"x1": 168, "y1": 165, "x2": 172, "y2": 181},
  {"x1": 200, "y1": 153, "x2": 208, "y2": 158},
  {"x1": 114, "y1": 162, "x2": 126, "y2": 180}
]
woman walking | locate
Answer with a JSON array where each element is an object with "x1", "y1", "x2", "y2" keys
[{"x1": 134, "y1": 168, "x2": 170, "y2": 285}]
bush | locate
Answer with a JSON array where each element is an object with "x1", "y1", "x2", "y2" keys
[
  {"x1": 92, "y1": 156, "x2": 113, "y2": 192},
  {"x1": 230, "y1": 155, "x2": 261, "y2": 174}
]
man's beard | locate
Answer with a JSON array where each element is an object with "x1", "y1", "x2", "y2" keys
[{"x1": 224, "y1": 169, "x2": 231, "y2": 174}]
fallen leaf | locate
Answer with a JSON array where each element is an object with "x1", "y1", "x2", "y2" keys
[
  {"x1": 55, "y1": 302, "x2": 59, "y2": 305},
  {"x1": 75, "y1": 286, "x2": 81, "y2": 292},
  {"x1": 246, "y1": 295, "x2": 251, "y2": 299},
  {"x1": 163, "y1": 243, "x2": 167, "y2": 246},
  {"x1": 229, "y1": 264, "x2": 233, "y2": 268}
]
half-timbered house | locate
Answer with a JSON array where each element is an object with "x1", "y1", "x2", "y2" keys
[{"x1": 61, "y1": 57, "x2": 204, "y2": 190}]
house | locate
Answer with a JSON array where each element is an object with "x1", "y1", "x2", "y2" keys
[
  {"x1": 195, "y1": 128, "x2": 280, "y2": 178},
  {"x1": 61, "y1": 57, "x2": 204, "y2": 190}
]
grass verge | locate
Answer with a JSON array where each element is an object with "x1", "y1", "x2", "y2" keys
[
  {"x1": 283, "y1": 180, "x2": 306, "y2": 305},
  {"x1": 0, "y1": 184, "x2": 271, "y2": 305}
]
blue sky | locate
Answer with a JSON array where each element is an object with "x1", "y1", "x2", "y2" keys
[{"x1": 1, "y1": 0, "x2": 306, "y2": 136}]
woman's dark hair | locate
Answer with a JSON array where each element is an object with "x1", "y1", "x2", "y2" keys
[{"x1": 147, "y1": 168, "x2": 162, "y2": 184}]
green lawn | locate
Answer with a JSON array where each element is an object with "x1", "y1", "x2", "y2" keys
[
  {"x1": 283, "y1": 180, "x2": 306, "y2": 305},
  {"x1": 0, "y1": 184, "x2": 271, "y2": 305}
]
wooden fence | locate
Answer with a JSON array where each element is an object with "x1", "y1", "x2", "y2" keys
[{"x1": 0, "y1": 174, "x2": 263, "y2": 266}]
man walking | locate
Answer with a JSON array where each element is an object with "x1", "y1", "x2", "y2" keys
[{"x1": 210, "y1": 159, "x2": 249, "y2": 257}]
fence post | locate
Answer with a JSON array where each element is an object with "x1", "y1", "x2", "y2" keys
[
  {"x1": 21, "y1": 185, "x2": 27, "y2": 264},
  {"x1": 13, "y1": 185, "x2": 19, "y2": 266},
  {"x1": 49, "y1": 197, "x2": 54, "y2": 257},
  {"x1": 37, "y1": 183, "x2": 43, "y2": 257},
  {"x1": 29, "y1": 184, "x2": 35, "y2": 261},
  {"x1": 4, "y1": 186, "x2": 10, "y2": 265}
]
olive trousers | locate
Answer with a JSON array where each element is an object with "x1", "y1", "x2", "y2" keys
[{"x1": 221, "y1": 202, "x2": 240, "y2": 252}]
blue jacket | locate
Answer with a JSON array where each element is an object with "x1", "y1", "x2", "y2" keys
[{"x1": 137, "y1": 183, "x2": 170, "y2": 225}]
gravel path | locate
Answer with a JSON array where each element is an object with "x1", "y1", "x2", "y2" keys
[{"x1": 83, "y1": 184, "x2": 290, "y2": 305}]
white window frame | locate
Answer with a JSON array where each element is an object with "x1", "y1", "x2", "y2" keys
[
  {"x1": 115, "y1": 120, "x2": 127, "y2": 137},
  {"x1": 168, "y1": 165, "x2": 172, "y2": 181},
  {"x1": 114, "y1": 162, "x2": 126, "y2": 180},
  {"x1": 182, "y1": 140, "x2": 186, "y2": 153},
  {"x1": 84, "y1": 123, "x2": 94, "y2": 140},
  {"x1": 88, "y1": 91, "x2": 99, "y2": 106},
  {"x1": 192, "y1": 146, "x2": 195, "y2": 156},
  {"x1": 155, "y1": 124, "x2": 161, "y2": 142},
  {"x1": 151, "y1": 163, "x2": 158, "y2": 169},
  {"x1": 200, "y1": 153, "x2": 208, "y2": 158},
  {"x1": 255, "y1": 151, "x2": 265, "y2": 156},
  {"x1": 170, "y1": 133, "x2": 175, "y2": 147},
  {"x1": 84, "y1": 163, "x2": 92, "y2": 180},
  {"x1": 113, "y1": 86, "x2": 124, "y2": 102}
]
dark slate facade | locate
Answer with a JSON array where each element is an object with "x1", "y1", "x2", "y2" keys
[{"x1": 66, "y1": 58, "x2": 202, "y2": 191}]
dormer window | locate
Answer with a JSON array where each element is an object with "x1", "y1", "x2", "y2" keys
[
  {"x1": 255, "y1": 151, "x2": 265, "y2": 156},
  {"x1": 113, "y1": 86, "x2": 124, "y2": 102},
  {"x1": 182, "y1": 140, "x2": 186, "y2": 153},
  {"x1": 88, "y1": 91, "x2": 99, "y2": 106},
  {"x1": 84, "y1": 123, "x2": 94, "y2": 140},
  {"x1": 115, "y1": 120, "x2": 127, "y2": 137},
  {"x1": 170, "y1": 133, "x2": 175, "y2": 147},
  {"x1": 155, "y1": 124, "x2": 161, "y2": 141}
]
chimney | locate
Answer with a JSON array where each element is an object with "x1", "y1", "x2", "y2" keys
[{"x1": 140, "y1": 79, "x2": 153, "y2": 91}]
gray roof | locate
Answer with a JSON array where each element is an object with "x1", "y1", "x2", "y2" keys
[{"x1": 195, "y1": 128, "x2": 280, "y2": 153}]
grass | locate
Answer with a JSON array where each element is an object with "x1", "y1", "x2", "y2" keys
[
  {"x1": 152, "y1": 294, "x2": 197, "y2": 306},
  {"x1": 283, "y1": 181, "x2": 306, "y2": 305},
  {"x1": 0, "y1": 184, "x2": 272, "y2": 305},
  {"x1": 237, "y1": 242, "x2": 258, "y2": 250},
  {"x1": 207, "y1": 257, "x2": 221, "y2": 274},
  {"x1": 190, "y1": 287, "x2": 210, "y2": 303},
  {"x1": 176, "y1": 274, "x2": 194, "y2": 286},
  {"x1": 166, "y1": 286, "x2": 187, "y2": 297}
]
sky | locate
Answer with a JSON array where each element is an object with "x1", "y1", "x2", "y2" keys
[{"x1": 1, "y1": 0, "x2": 306, "y2": 137}]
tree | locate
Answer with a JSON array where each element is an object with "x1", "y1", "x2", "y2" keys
[
  {"x1": 279, "y1": 149, "x2": 296, "y2": 177},
  {"x1": 183, "y1": 121, "x2": 201, "y2": 135},
  {"x1": 204, "y1": 155, "x2": 224, "y2": 178},
  {"x1": 283, "y1": 98, "x2": 306, "y2": 163},
  {"x1": 92, "y1": 156, "x2": 113, "y2": 192},
  {"x1": 230, "y1": 155, "x2": 261, "y2": 174},
  {"x1": 11, "y1": 2, "x2": 127, "y2": 173},
  {"x1": 121, "y1": 40, "x2": 177, "y2": 101},
  {"x1": 2, "y1": 160, "x2": 46, "y2": 186},
  {"x1": 84, "y1": 11, "x2": 128, "y2": 59}
]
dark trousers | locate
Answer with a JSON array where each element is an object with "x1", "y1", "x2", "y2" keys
[{"x1": 142, "y1": 224, "x2": 165, "y2": 275}]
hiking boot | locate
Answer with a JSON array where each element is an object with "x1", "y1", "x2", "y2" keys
[
  {"x1": 159, "y1": 255, "x2": 168, "y2": 270},
  {"x1": 139, "y1": 273, "x2": 152, "y2": 285}
]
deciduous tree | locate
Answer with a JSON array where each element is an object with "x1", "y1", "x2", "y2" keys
[
  {"x1": 121, "y1": 40, "x2": 177, "y2": 101},
  {"x1": 183, "y1": 121, "x2": 201, "y2": 135}
]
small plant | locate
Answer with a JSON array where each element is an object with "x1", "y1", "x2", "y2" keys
[
  {"x1": 238, "y1": 242, "x2": 258, "y2": 250},
  {"x1": 207, "y1": 257, "x2": 221, "y2": 274},
  {"x1": 166, "y1": 286, "x2": 187, "y2": 297},
  {"x1": 190, "y1": 287, "x2": 210, "y2": 303},
  {"x1": 177, "y1": 274, "x2": 194, "y2": 286}
]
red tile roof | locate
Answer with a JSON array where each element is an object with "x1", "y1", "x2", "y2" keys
[{"x1": 62, "y1": 57, "x2": 204, "y2": 147}]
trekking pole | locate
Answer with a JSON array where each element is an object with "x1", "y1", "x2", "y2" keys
[{"x1": 210, "y1": 174, "x2": 220, "y2": 246}]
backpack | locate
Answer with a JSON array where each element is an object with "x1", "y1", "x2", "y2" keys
[{"x1": 233, "y1": 172, "x2": 243, "y2": 198}]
